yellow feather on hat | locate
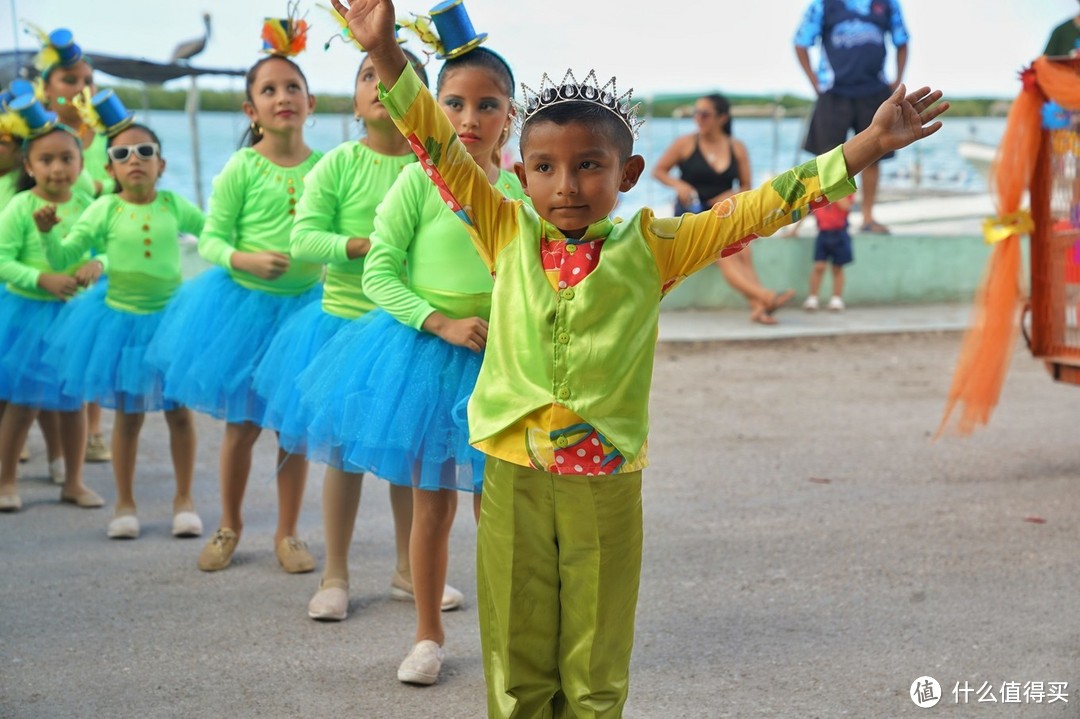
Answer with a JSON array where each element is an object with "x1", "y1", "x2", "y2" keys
[
  {"x1": 71, "y1": 87, "x2": 105, "y2": 135},
  {"x1": 0, "y1": 110, "x2": 31, "y2": 142},
  {"x1": 398, "y1": 15, "x2": 444, "y2": 58},
  {"x1": 23, "y1": 21, "x2": 62, "y2": 73}
]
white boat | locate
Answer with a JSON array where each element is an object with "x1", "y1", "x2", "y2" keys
[{"x1": 957, "y1": 139, "x2": 997, "y2": 178}]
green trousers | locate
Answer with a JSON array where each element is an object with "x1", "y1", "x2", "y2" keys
[{"x1": 477, "y1": 457, "x2": 644, "y2": 719}]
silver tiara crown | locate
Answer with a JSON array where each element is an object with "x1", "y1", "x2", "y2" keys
[{"x1": 518, "y1": 69, "x2": 644, "y2": 139}]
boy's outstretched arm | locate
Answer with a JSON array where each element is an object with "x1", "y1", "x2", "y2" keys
[
  {"x1": 842, "y1": 85, "x2": 949, "y2": 176},
  {"x1": 330, "y1": 0, "x2": 408, "y2": 86}
]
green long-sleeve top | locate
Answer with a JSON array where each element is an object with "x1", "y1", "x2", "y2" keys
[
  {"x1": 42, "y1": 191, "x2": 204, "y2": 314},
  {"x1": 0, "y1": 172, "x2": 18, "y2": 210},
  {"x1": 199, "y1": 148, "x2": 323, "y2": 296},
  {"x1": 0, "y1": 190, "x2": 94, "y2": 300},
  {"x1": 290, "y1": 140, "x2": 415, "y2": 319},
  {"x1": 74, "y1": 133, "x2": 115, "y2": 198},
  {"x1": 362, "y1": 162, "x2": 525, "y2": 329}
]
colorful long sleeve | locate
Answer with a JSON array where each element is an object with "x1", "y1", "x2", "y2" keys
[
  {"x1": 363, "y1": 163, "x2": 524, "y2": 329},
  {"x1": 648, "y1": 147, "x2": 855, "y2": 289},
  {"x1": 379, "y1": 63, "x2": 521, "y2": 270}
]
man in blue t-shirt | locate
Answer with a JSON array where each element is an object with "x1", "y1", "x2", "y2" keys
[{"x1": 794, "y1": 0, "x2": 909, "y2": 234}]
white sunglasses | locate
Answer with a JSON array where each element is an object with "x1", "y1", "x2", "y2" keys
[{"x1": 107, "y1": 143, "x2": 159, "y2": 163}]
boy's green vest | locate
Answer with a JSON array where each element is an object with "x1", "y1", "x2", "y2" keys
[{"x1": 468, "y1": 211, "x2": 660, "y2": 464}]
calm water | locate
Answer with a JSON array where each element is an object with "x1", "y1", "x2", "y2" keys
[{"x1": 141, "y1": 109, "x2": 1004, "y2": 213}]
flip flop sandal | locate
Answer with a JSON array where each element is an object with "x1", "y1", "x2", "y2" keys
[{"x1": 767, "y1": 289, "x2": 797, "y2": 314}]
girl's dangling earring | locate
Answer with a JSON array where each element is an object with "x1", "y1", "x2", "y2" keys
[
  {"x1": 250, "y1": 121, "x2": 262, "y2": 138},
  {"x1": 305, "y1": 115, "x2": 317, "y2": 129}
]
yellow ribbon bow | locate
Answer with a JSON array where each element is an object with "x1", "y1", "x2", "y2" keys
[{"x1": 982, "y1": 210, "x2": 1034, "y2": 245}]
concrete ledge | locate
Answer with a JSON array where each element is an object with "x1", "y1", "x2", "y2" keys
[
  {"x1": 657, "y1": 302, "x2": 975, "y2": 343},
  {"x1": 662, "y1": 233, "x2": 1027, "y2": 310}
]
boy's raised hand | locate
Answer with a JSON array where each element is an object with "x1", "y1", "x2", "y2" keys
[
  {"x1": 843, "y1": 85, "x2": 949, "y2": 178},
  {"x1": 871, "y1": 85, "x2": 949, "y2": 153},
  {"x1": 329, "y1": 0, "x2": 398, "y2": 54}
]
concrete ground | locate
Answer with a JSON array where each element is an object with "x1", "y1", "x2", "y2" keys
[{"x1": 2, "y1": 312, "x2": 1078, "y2": 718}]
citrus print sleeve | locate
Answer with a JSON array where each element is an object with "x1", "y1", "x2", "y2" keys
[
  {"x1": 174, "y1": 194, "x2": 206, "y2": 237},
  {"x1": 379, "y1": 62, "x2": 517, "y2": 269},
  {"x1": 649, "y1": 147, "x2": 856, "y2": 287},
  {"x1": 198, "y1": 153, "x2": 246, "y2": 269},
  {"x1": 290, "y1": 150, "x2": 350, "y2": 264},
  {"x1": 0, "y1": 202, "x2": 42, "y2": 290},
  {"x1": 40, "y1": 197, "x2": 109, "y2": 270},
  {"x1": 362, "y1": 167, "x2": 436, "y2": 330}
]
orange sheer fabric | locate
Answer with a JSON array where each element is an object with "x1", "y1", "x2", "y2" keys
[{"x1": 936, "y1": 57, "x2": 1080, "y2": 437}]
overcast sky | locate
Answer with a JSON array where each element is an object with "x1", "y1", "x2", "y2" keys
[{"x1": 6, "y1": 1, "x2": 1074, "y2": 100}]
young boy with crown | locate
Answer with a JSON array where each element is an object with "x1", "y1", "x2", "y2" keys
[{"x1": 333, "y1": 0, "x2": 948, "y2": 715}]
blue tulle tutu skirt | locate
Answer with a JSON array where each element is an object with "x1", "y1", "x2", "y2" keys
[
  {"x1": 42, "y1": 282, "x2": 176, "y2": 413},
  {"x1": 0, "y1": 289, "x2": 81, "y2": 411},
  {"x1": 297, "y1": 310, "x2": 484, "y2": 492},
  {"x1": 252, "y1": 301, "x2": 355, "y2": 455},
  {"x1": 146, "y1": 267, "x2": 321, "y2": 425}
]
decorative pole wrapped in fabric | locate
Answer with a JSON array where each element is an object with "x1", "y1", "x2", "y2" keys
[{"x1": 937, "y1": 57, "x2": 1080, "y2": 437}]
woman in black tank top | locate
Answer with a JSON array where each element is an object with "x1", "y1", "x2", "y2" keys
[{"x1": 653, "y1": 94, "x2": 796, "y2": 324}]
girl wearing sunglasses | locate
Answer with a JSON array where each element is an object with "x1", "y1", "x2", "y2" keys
[
  {"x1": 0, "y1": 120, "x2": 104, "y2": 513},
  {"x1": 36, "y1": 123, "x2": 205, "y2": 540}
]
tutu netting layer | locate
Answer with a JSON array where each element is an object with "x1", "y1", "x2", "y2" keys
[
  {"x1": 147, "y1": 267, "x2": 321, "y2": 425},
  {"x1": 297, "y1": 310, "x2": 484, "y2": 492},
  {"x1": 0, "y1": 290, "x2": 81, "y2": 411},
  {"x1": 252, "y1": 302, "x2": 355, "y2": 454},
  {"x1": 43, "y1": 282, "x2": 176, "y2": 413}
]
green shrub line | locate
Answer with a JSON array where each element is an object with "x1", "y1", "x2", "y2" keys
[{"x1": 107, "y1": 85, "x2": 1010, "y2": 118}]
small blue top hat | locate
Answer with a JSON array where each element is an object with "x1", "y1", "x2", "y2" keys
[
  {"x1": 429, "y1": 0, "x2": 487, "y2": 60},
  {"x1": 9, "y1": 94, "x2": 58, "y2": 139},
  {"x1": 48, "y1": 29, "x2": 84, "y2": 68},
  {"x1": 93, "y1": 89, "x2": 135, "y2": 136},
  {"x1": 1, "y1": 80, "x2": 35, "y2": 111}
]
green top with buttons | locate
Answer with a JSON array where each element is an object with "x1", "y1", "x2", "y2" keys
[
  {"x1": 199, "y1": 148, "x2": 323, "y2": 296},
  {"x1": 42, "y1": 190, "x2": 204, "y2": 314}
]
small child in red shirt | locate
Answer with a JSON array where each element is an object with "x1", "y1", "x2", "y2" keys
[{"x1": 803, "y1": 194, "x2": 855, "y2": 311}]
